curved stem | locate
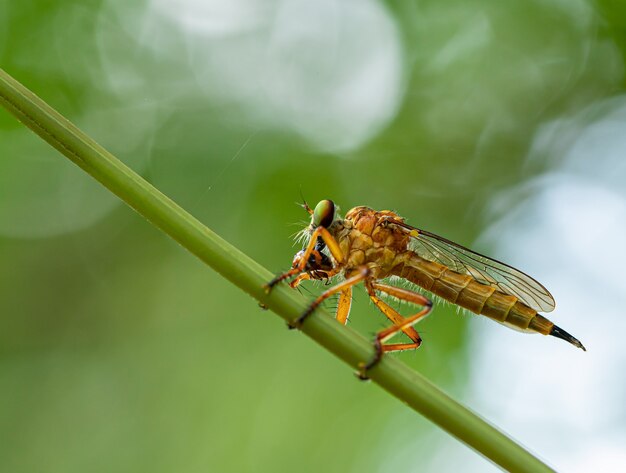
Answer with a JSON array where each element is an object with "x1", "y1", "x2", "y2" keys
[{"x1": 0, "y1": 68, "x2": 554, "y2": 473}]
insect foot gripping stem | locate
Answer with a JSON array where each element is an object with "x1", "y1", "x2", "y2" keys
[
  {"x1": 288, "y1": 303, "x2": 316, "y2": 330},
  {"x1": 356, "y1": 339, "x2": 383, "y2": 381},
  {"x1": 550, "y1": 324, "x2": 587, "y2": 351}
]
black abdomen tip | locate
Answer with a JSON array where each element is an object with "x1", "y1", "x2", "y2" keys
[{"x1": 550, "y1": 324, "x2": 586, "y2": 351}]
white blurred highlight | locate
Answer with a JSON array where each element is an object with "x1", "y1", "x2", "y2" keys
[
  {"x1": 144, "y1": 0, "x2": 405, "y2": 152},
  {"x1": 152, "y1": 0, "x2": 267, "y2": 36},
  {"x1": 460, "y1": 95, "x2": 626, "y2": 473}
]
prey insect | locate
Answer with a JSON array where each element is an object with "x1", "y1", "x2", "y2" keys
[{"x1": 266, "y1": 199, "x2": 585, "y2": 379}]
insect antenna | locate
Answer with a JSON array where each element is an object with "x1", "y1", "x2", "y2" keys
[{"x1": 298, "y1": 188, "x2": 313, "y2": 215}]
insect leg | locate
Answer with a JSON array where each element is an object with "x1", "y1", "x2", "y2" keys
[
  {"x1": 314, "y1": 227, "x2": 344, "y2": 264},
  {"x1": 289, "y1": 273, "x2": 311, "y2": 288},
  {"x1": 290, "y1": 267, "x2": 367, "y2": 329},
  {"x1": 265, "y1": 226, "x2": 344, "y2": 291},
  {"x1": 266, "y1": 267, "x2": 305, "y2": 291},
  {"x1": 335, "y1": 286, "x2": 353, "y2": 325},
  {"x1": 365, "y1": 281, "x2": 423, "y2": 343},
  {"x1": 289, "y1": 267, "x2": 342, "y2": 289},
  {"x1": 358, "y1": 282, "x2": 432, "y2": 380}
]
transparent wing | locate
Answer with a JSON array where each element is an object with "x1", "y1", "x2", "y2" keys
[{"x1": 391, "y1": 221, "x2": 555, "y2": 312}]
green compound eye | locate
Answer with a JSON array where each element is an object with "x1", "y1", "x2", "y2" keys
[{"x1": 312, "y1": 200, "x2": 335, "y2": 228}]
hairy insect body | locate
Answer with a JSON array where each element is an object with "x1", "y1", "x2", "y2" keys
[
  {"x1": 268, "y1": 199, "x2": 585, "y2": 377},
  {"x1": 394, "y1": 254, "x2": 553, "y2": 335},
  {"x1": 331, "y1": 207, "x2": 410, "y2": 274},
  {"x1": 332, "y1": 207, "x2": 553, "y2": 336}
]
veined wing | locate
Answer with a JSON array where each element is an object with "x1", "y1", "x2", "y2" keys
[{"x1": 390, "y1": 220, "x2": 555, "y2": 312}]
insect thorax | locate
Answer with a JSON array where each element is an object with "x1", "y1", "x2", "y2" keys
[{"x1": 331, "y1": 207, "x2": 412, "y2": 276}]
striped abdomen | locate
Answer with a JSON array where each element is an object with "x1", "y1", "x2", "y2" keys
[{"x1": 392, "y1": 252, "x2": 554, "y2": 335}]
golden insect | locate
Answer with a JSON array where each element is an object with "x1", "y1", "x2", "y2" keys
[{"x1": 266, "y1": 200, "x2": 585, "y2": 379}]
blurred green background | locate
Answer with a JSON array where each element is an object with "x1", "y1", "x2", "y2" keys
[{"x1": 2, "y1": 1, "x2": 626, "y2": 472}]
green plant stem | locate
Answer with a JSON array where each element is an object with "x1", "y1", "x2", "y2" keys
[{"x1": 0, "y1": 68, "x2": 554, "y2": 473}]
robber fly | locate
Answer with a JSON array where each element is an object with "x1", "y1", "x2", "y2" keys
[{"x1": 266, "y1": 200, "x2": 585, "y2": 379}]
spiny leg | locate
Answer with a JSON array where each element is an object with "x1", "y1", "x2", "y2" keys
[
  {"x1": 290, "y1": 267, "x2": 368, "y2": 329},
  {"x1": 287, "y1": 268, "x2": 352, "y2": 329},
  {"x1": 368, "y1": 282, "x2": 433, "y2": 353},
  {"x1": 293, "y1": 276, "x2": 351, "y2": 324},
  {"x1": 288, "y1": 267, "x2": 342, "y2": 289},
  {"x1": 365, "y1": 281, "x2": 423, "y2": 344},
  {"x1": 289, "y1": 272, "x2": 312, "y2": 288},
  {"x1": 358, "y1": 281, "x2": 425, "y2": 379},
  {"x1": 358, "y1": 282, "x2": 432, "y2": 380},
  {"x1": 336, "y1": 286, "x2": 353, "y2": 325},
  {"x1": 265, "y1": 226, "x2": 344, "y2": 290}
]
